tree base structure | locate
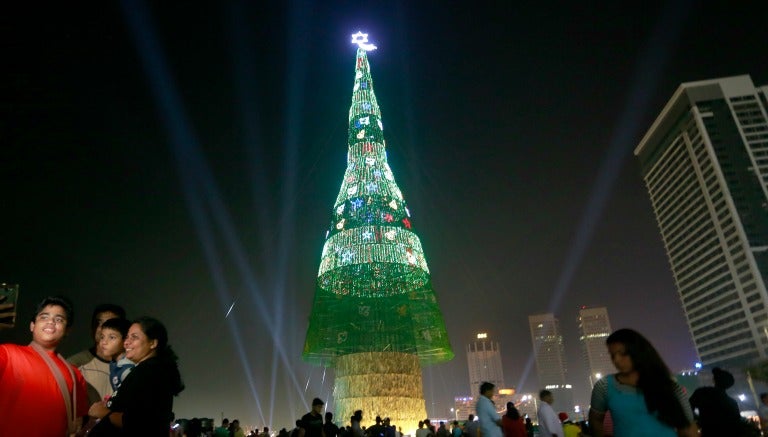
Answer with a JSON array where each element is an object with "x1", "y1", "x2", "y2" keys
[{"x1": 334, "y1": 352, "x2": 426, "y2": 436}]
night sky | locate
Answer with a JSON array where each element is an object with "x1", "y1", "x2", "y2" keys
[{"x1": 3, "y1": 0, "x2": 768, "y2": 430}]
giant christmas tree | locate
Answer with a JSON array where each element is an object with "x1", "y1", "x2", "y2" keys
[{"x1": 303, "y1": 34, "x2": 453, "y2": 433}]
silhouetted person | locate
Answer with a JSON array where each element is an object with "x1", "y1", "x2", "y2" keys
[
  {"x1": 689, "y1": 367, "x2": 742, "y2": 436},
  {"x1": 302, "y1": 397, "x2": 326, "y2": 437},
  {"x1": 325, "y1": 412, "x2": 340, "y2": 437}
]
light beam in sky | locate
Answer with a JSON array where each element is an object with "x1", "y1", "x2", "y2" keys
[
  {"x1": 225, "y1": 299, "x2": 237, "y2": 318},
  {"x1": 515, "y1": 0, "x2": 695, "y2": 392}
]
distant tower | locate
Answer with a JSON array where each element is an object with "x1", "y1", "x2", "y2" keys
[
  {"x1": 467, "y1": 332, "x2": 505, "y2": 396},
  {"x1": 578, "y1": 306, "x2": 613, "y2": 387},
  {"x1": 634, "y1": 75, "x2": 768, "y2": 369},
  {"x1": 302, "y1": 34, "x2": 453, "y2": 434},
  {"x1": 528, "y1": 313, "x2": 573, "y2": 413}
]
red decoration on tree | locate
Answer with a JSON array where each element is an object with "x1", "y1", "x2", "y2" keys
[
  {"x1": 402, "y1": 218, "x2": 411, "y2": 229},
  {"x1": 383, "y1": 213, "x2": 394, "y2": 222}
]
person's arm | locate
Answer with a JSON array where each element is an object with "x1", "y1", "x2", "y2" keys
[
  {"x1": 673, "y1": 381, "x2": 698, "y2": 437},
  {"x1": 589, "y1": 409, "x2": 605, "y2": 437}
]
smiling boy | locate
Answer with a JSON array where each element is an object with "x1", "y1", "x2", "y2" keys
[{"x1": 0, "y1": 296, "x2": 89, "y2": 436}]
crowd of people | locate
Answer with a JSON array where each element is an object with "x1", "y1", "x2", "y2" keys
[{"x1": 1, "y1": 295, "x2": 767, "y2": 436}]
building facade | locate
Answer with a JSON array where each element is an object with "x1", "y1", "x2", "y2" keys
[
  {"x1": 578, "y1": 306, "x2": 614, "y2": 387},
  {"x1": 528, "y1": 313, "x2": 573, "y2": 414},
  {"x1": 466, "y1": 332, "x2": 505, "y2": 396},
  {"x1": 634, "y1": 75, "x2": 768, "y2": 368}
]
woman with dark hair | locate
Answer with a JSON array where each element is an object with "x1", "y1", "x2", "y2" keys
[
  {"x1": 88, "y1": 316, "x2": 184, "y2": 436},
  {"x1": 588, "y1": 328, "x2": 696, "y2": 437},
  {"x1": 501, "y1": 402, "x2": 526, "y2": 437}
]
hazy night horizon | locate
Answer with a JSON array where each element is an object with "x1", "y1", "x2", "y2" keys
[{"x1": 3, "y1": 0, "x2": 768, "y2": 431}]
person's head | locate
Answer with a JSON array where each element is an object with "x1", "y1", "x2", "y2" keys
[
  {"x1": 264, "y1": 427, "x2": 270, "y2": 433},
  {"x1": 761, "y1": 393, "x2": 768, "y2": 405},
  {"x1": 30, "y1": 296, "x2": 74, "y2": 349},
  {"x1": 326, "y1": 412, "x2": 334, "y2": 422},
  {"x1": 712, "y1": 367, "x2": 735, "y2": 390},
  {"x1": 539, "y1": 389, "x2": 553, "y2": 404},
  {"x1": 479, "y1": 381, "x2": 495, "y2": 398},
  {"x1": 99, "y1": 317, "x2": 131, "y2": 361},
  {"x1": 376, "y1": 416, "x2": 382, "y2": 424},
  {"x1": 125, "y1": 317, "x2": 167, "y2": 364},
  {"x1": 606, "y1": 328, "x2": 669, "y2": 377},
  {"x1": 312, "y1": 397, "x2": 325, "y2": 414},
  {"x1": 452, "y1": 421, "x2": 458, "y2": 427},
  {"x1": 505, "y1": 402, "x2": 521, "y2": 420},
  {"x1": 354, "y1": 410, "x2": 363, "y2": 421},
  {"x1": 222, "y1": 419, "x2": 230, "y2": 427},
  {"x1": 418, "y1": 421, "x2": 424, "y2": 429},
  {"x1": 468, "y1": 414, "x2": 474, "y2": 421},
  {"x1": 232, "y1": 420, "x2": 240, "y2": 430},
  {"x1": 90, "y1": 303, "x2": 126, "y2": 344}
]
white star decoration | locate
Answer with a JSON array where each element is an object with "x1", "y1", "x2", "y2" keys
[{"x1": 351, "y1": 31, "x2": 377, "y2": 51}]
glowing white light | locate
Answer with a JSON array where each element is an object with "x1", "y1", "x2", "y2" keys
[
  {"x1": 225, "y1": 300, "x2": 237, "y2": 318},
  {"x1": 738, "y1": 394, "x2": 747, "y2": 402},
  {"x1": 477, "y1": 333, "x2": 487, "y2": 339},
  {"x1": 351, "y1": 31, "x2": 377, "y2": 51}
]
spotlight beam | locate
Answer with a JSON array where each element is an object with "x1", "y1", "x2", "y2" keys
[{"x1": 516, "y1": 0, "x2": 694, "y2": 390}]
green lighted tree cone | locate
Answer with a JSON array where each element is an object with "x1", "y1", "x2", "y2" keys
[{"x1": 303, "y1": 39, "x2": 453, "y2": 367}]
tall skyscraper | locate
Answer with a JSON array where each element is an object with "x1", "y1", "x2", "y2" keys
[
  {"x1": 528, "y1": 313, "x2": 573, "y2": 413},
  {"x1": 578, "y1": 306, "x2": 613, "y2": 387},
  {"x1": 466, "y1": 332, "x2": 505, "y2": 396},
  {"x1": 303, "y1": 34, "x2": 452, "y2": 433},
  {"x1": 634, "y1": 75, "x2": 768, "y2": 368}
]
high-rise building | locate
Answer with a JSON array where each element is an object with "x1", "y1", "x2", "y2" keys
[
  {"x1": 634, "y1": 75, "x2": 768, "y2": 368},
  {"x1": 528, "y1": 313, "x2": 573, "y2": 414},
  {"x1": 467, "y1": 332, "x2": 505, "y2": 396},
  {"x1": 578, "y1": 306, "x2": 614, "y2": 388}
]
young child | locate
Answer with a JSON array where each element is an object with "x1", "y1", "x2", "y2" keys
[{"x1": 98, "y1": 317, "x2": 135, "y2": 395}]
